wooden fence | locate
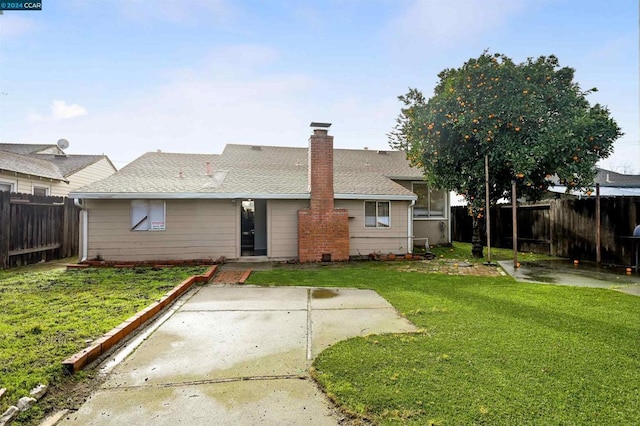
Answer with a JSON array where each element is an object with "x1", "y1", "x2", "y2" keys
[
  {"x1": 0, "y1": 192, "x2": 80, "y2": 268},
  {"x1": 451, "y1": 197, "x2": 640, "y2": 265}
]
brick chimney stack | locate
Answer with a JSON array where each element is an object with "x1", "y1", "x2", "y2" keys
[
  {"x1": 298, "y1": 123, "x2": 350, "y2": 262},
  {"x1": 308, "y1": 126, "x2": 335, "y2": 212}
]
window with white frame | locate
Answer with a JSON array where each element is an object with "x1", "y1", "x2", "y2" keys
[
  {"x1": 33, "y1": 186, "x2": 49, "y2": 196},
  {"x1": 131, "y1": 200, "x2": 166, "y2": 231},
  {"x1": 413, "y1": 182, "x2": 446, "y2": 218},
  {"x1": 364, "y1": 201, "x2": 390, "y2": 228},
  {"x1": 0, "y1": 181, "x2": 14, "y2": 193}
]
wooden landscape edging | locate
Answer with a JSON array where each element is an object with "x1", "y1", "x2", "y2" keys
[{"x1": 62, "y1": 265, "x2": 218, "y2": 373}]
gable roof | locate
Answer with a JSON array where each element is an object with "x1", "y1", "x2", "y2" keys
[
  {"x1": 1, "y1": 143, "x2": 116, "y2": 182},
  {"x1": 70, "y1": 144, "x2": 422, "y2": 200}
]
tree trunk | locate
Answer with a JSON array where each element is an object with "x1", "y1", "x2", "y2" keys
[{"x1": 471, "y1": 216, "x2": 484, "y2": 258}]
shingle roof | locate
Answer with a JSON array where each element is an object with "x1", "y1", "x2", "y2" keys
[
  {"x1": 73, "y1": 152, "x2": 224, "y2": 194},
  {"x1": 27, "y1": 154, "x2": 112, "y2": 177},
  {"x1": 594, "y1": 168, "x2": 640, "y2": 187},
  {"x1": 549, "y1": 168, "x2": 640, "y2": 197},
  {"x1": 71, "y1": 144, "x2": 423, "y2": 199},
  {"x1": 0, "y1": 151, "x2": 67, "y2": 181},
  {"x1": 0, "y1": 143, "x2": 62, "y2": 155}
]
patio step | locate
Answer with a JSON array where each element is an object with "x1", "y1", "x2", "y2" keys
[{"x1": 212, "y1": 269, "x2": 252, "y2": 284}]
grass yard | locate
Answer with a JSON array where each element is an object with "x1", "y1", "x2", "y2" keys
[
  {"x1": 428, "y1": 242, "x2": 558, "y2": 263},
  {"x1": 247, "y1": 260, "x2": 640, "y2": 425},
  {"x1": 0, "y1": 262, "x2": 207, "y2": 423}
]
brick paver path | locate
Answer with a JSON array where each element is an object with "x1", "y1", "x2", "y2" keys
[{"x1": 212, "y1": 270, "x2": 249, "y2": 284}]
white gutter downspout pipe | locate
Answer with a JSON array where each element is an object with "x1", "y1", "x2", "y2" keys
[
  {"x1": 73, "y1": 198, "x2": 88, "y2": 262},
  {"x1": 408, "y1": 199, "x2": 415, "y2": 254}
]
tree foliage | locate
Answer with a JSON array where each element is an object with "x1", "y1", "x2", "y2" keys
[{"x1": 389, "y1": 52, "x2": 622, "y2": 212}]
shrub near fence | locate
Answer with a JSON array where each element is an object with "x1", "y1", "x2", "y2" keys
[
  {"x1": 0, "y1": 192, "x2": 80, "y2": 268},
  {"x1": 451, "y1": 197, "x2": 640, "y2": 265}
]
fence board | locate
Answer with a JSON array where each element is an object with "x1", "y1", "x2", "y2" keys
[
  {"x1": 0, "y1": 192, "x2": 80, "y2": 268},
  {"x1": 451, "y1": 197, "x2": 640, "y2": 265}
]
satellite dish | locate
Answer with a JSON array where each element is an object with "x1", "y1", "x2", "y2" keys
[{"x1": 57, "y1": 139, "x2": 70, "y2": 150}]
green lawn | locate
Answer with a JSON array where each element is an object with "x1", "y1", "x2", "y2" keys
[
  {"x1": 0, "y1": 263, "x2": 206, "y2": 423},
  {"x1": 247, "y1": 262, "x2": 640, "y2": 425},
  {"x1": 429, "y1": 241, "x2": 558, "y2": 263}
]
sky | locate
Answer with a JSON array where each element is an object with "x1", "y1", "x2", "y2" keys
[{"x1": 0, "y1": 0, "x2": 638, "y2": 172}]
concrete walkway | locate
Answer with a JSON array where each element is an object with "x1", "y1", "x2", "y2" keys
[{"x1": 59, "y1": 285, "x2": 417, "y2": 425}]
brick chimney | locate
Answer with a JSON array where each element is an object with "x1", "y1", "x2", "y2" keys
[{"x1": 298, "y1": 123, "x2": 350, "y2": 262}]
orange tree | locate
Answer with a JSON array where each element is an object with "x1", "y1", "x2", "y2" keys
[{"x1": 389, "y1": 52, "x2": 621, "y2": 257}]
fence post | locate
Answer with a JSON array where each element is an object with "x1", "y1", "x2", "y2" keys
[
  {"x1": 595, "y1": 184, "x2": 601, "y2": 264},
  {"x1": 512, "y1": 181, "x2": 518, "y2": 268},
  {"x1": 0, "y1": 192, "x2": 9, "y2": 268}
]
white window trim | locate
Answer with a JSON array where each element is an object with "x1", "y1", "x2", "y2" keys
[
  {"x1": 32, "y1": 184, "x2": 50, "y2": 196},
  {"x1": 412, "y1": 182, "x2": 448, "y2": 220},
  {"x1": 0, "y1": 179, "x2": 16, "y2": 193},
  {"x1": 364, "y1": 200, "x2": 391, "y2": 228}
]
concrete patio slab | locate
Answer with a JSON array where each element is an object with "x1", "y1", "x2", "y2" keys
[
  {"x1": 61, "y1": 378, "x2": 338, "y2": 426},
  {"x1": 59, "y1": 285, "x2": 417, "y2": 425}
]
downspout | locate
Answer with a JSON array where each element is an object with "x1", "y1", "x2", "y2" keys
[
  {"x1": 447, "y1": 192, "x2": 452, "y2": 245},
  {"x1": 407, "y1": 199, "x2": 415, "y2": 254},
  {"x1": 73, "y1": 198, "x2": 88, "y2": 262}
]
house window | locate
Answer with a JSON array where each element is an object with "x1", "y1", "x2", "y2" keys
[
  {"x1": 33, "y1": 186, "x2": 49, "y2": 196},
  {"x1": 365, "y1": 201, "x2": 390, "y2": 228},
  {"x1": 131, "y1": 200, "x2": 166, "y2": 231},
  {"x1": 0, "y1": 182, "x2": 13, "y2": 193},
  {"x1": 413, "y1": 182, "x2": 446, "y2": 218}
]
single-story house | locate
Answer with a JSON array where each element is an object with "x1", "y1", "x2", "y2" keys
[
  {"x1": 69, "y1": 123, "x2": 451, "y2": 262},
  {"x1": 0, "y1": 142, "x2": 117, "y2": 196}
]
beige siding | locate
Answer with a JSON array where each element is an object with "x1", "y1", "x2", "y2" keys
[
  {"x1": 0, "y1": 172, "x2": 62, "y2": 196},
  {"x1": 336, "y1": 200, "x2": 411, "y2": 256},
  {"x1": 65, "y1": 158, "x2": 117, "y2": 193},
  {"x1": 268, "y1": 199, "x2": 309, "y2": 258},
  {"x1": 10, "y1": 176, "x2": 63, "y2": 196},
  {"x1": 85, "y1": 199, "x2": 238, "y2": 261},
  {"x1": 413, "y1": 220, "x2": 449, "y2": 246}
]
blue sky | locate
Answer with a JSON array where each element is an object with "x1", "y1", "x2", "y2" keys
[{"x1": 0, "y1": 0, "x2": 638, "y2": 172}]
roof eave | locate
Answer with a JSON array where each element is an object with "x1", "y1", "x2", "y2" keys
[
  {"x1": 0, "y1": 168, "x2": 68, "y2": 183},
  {"x1": 70, "y1": 192, "x2": 418, "y2": 201},
  {"x1": 69, "y1": 192, "x2": 312, "y2": 200}
]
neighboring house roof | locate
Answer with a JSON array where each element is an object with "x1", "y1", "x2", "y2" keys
[
  {"x1": 0, "y1": 151, "x2": 67, "y2": 181},
  {"x1": 70, "y1": 144, "x2": 423, "y2": 200},
  {"x1": 549, "y1": 168, "x2": 640, "y2": 197},
  {"x1": 28, "y1": 154, "x2": 115, "y2": 177},
  {"x1": 1, "y1": 143, "x2": 116, "y2": 183},
  {"x1": 594, "y1": 169, "x2": 640, "y2": 187},
  {"x1": 0, "y1": 143, "x2": 63, "y2": 155}
]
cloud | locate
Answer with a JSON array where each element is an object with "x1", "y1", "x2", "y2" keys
[
  {"x1": 27, "y1": 100, "x2": 88, "y2": 123},
  {"x1": 386, "y1": 0, "x2": 526, "y2": 50},
  {"x1": 51, "y1": 100, "x2": 88, "y2": 120}
]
